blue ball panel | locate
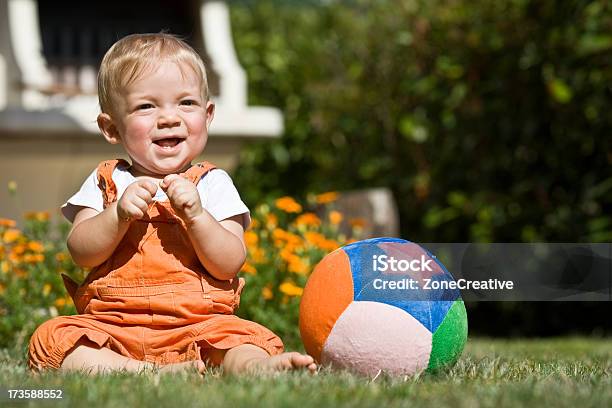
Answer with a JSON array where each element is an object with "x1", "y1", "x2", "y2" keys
[{"x1": 343, "y1": 238, "x2": 460, "y2": 332}]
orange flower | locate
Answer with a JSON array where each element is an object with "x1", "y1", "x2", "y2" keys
[
  {"x1": 241, "y1": 262, "x2": 257, "y2": 275},
  {"x1": 280, "y1": 248, "x2": 303, "y2": 265},
  {"x1": 55, "y1": 252, "x2": 69, "y2": 262},
  {"x1": 27, "y1": 241, "x2": 44, "y2": 253},
  {"x1": 329, "y1": 211, "x2": 343, "y2": 225},
  {"x1": 275, "y1": 196, "x2": 302, "y2": 213},
  {"x1": 244, "y1": 231, "x2": 259, "y2": 247},
  {"x1": 349, "y1": 218, "x2": 368, "y2": 229},
  {"x1": 24, "y1": 211, "x2": 50, "y2": 222},
  {"x1": 288, "y1": 257, "x2": 310, "y2": 275},
  {"x1": 12, "y1": 243, "x2": 26, "y2": 255},
  {"x1": 315, "y1": 192, "x2": 339, "y2": 204},
  {"x1": 3, "y1": 229, "x2": 21, "y2": 244},
  {"x1": 54, "y1": 297, "x2": 67, "y2": 308},
  {"x1": 295, "y1": 213, "x2": 321, "y2": 228},
  {"x1": 285, "y1": 232, "x2": 302, "y2": 247},
  {"x1": 262, "y1": 285, "x2": 273, "y2": 300},
  {"x1": 266, "y1": 213, "x2": 278, "y2": 229},
  {"x1": 320, "y1": 238, "x2": 340, "y2": 251},
  {"x1": 0, "y1": 261, "x2": 9, "y2": 274},
  {"x1": 304, "y1": 231, "x2": 339, "y2": 251},
  {"x1": 279, "y1": 281, "x2": 304, "y2": 297},
  {"x1": 43, "y1": 283, "x2": 52, "y2": 296},
  {"x1": 0, "y1": 218, "x2": 16, "y2": 228},
  {"x1": 273, "y1": 228, "x2": 288, "y2": 247},
  {"x1": 14, "y1": 267, "x2": 27, "y2": 278},
  {"x1": 250, "y1": 247, "x2": 266, "y2": 263},
  {"x1": 304, "y1": 231, "x2": 326, "y2": 247},
  {"x1": 8, "y1": 252, "x2": 22, "y2": 263},
  {"x1": 273, "y1": 229, "x2": 302, "y2": 249},
  {"x1": 23, "y1": 253, "x2": 45, "y2": 263},
  {"x1": 279, "y1": 247, "x2": 292, "y2": 262}
]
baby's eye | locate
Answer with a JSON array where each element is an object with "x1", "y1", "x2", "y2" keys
[
  {"x1": 137, "y1": 103, "x2": 154, "y2": 110},
  {"x1": 180, "y1": 100, "x2": 197, "y2": 106}
]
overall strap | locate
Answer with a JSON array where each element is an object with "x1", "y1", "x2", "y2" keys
[
  {"x1": 61, "y1": 273, "x2": 79, "y2": 303},
  {"x1": 181, "y1": 161, "x2": 217, "y2": 184},
  {"x1": 96, "y1": 159, "x2": 130, "y2": 208}
]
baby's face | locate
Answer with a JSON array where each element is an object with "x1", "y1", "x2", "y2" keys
[{"x1": 111, "y1": 61, "x2": 212, "y2": 178}]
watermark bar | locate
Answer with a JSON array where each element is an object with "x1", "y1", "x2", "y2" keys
[
  {"x1": 0, "y1": 387, "x2": 65, "y2": 402},
  {"x1": 363, "y1": 243, "x2": 612, "y2": 301}
]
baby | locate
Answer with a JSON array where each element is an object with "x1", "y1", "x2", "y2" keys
[{"x1": 28, "y1": 33, "x2": 316, "y2": 375}]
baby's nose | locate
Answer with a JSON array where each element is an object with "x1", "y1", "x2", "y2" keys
[{"x1": 157, "y1": 110, "x2": 181, "y2": 128}]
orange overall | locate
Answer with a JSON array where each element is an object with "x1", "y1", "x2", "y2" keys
[{"x1": 28, "y1": 160, "x2": 283, "y2": 370}]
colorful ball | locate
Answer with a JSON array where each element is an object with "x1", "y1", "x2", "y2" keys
[{"x1": 299, "y1": 237, "x2": 468, "y2": 376}]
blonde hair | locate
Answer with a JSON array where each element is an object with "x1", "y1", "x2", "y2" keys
[{"x1": 98, "y1": 33, "x2": 209, "y2": 114}]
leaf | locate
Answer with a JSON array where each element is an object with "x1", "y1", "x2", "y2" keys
[
  {"x1": 548, "y1": 79, "x2": 573, "y2": 104},
  {"x1": 577, "y1": 35, "x2": 612, "y2": 56},
  {"x1": 585, "y1": 177, "x2": 612, "y2": 199},
  {"x1": 587, "y1": 217, "x2": 611, "y2": 233},
  {"x1": 399, "y1": 116, "x2": 428, "y2": 143}
]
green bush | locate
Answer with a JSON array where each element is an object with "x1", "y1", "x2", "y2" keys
[
  {"x1": 0, "y1": 214, "x2": 82, "y2": 350},
  {"x1": 231, "y1": 0, "x2": 612, "y2": 243}
]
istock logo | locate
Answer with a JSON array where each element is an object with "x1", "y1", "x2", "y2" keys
[{"x1": 372, "y1": 254, "x2": 433, "y2": 273}]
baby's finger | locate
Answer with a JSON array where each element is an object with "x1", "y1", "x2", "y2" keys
[
  {"x1": 167, "y1": 181, "x2": 193, "y2": 201},
  {"x1": 135, "y1": 186, "x2": 156, "y2": 203},
  {"x1": 160, "y1": 174, "x2": 181, "y2": 191},
  {"x1": 137, "y1": 180, "x2": 158, "y2": 196},
  {"x1": 127, "y1": 196, "x2": 151, "y2": 213},
  {"x1": 123, "y1": 202, "x2": 145, "y2": 220}
]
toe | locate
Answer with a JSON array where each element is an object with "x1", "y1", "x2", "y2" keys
[
  {"x1": 195, "y1": 360, "x2": 207, "y2": 375},
  {"x1": 297, "y1": 354, "x2": 314, "y2": 366},
  {"x1": 290, "y1": 353, "x2": 315, "y2": 369}
]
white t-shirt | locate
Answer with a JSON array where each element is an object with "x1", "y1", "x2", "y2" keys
[{"x1": 61, "y1": 165, "x2": 251, "y2": 228}]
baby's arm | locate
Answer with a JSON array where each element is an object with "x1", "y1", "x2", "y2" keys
[
  {"x1": 67, "y1": 180, "x2": 157, "y2": 267},
  {"x1": 161, "y1": 174, "x2": 246, "y2": 281}
]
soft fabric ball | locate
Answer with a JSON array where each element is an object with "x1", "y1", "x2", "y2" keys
[{"x1": 299, "y1": 237, "x2": 468, "y2": 376}]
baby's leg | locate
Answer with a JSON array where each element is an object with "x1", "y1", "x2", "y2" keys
[
  {"x1": 61, "y1": 339, "x2": 205, "y2": 375},
  {"x1": 222, "y1": 344, "x2": 317, "y2": 375},
  {"x1": 61, "y1": 339, "x2": 152, "y2": 373}
]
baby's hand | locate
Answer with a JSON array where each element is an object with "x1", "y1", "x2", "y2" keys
[
  {"x1": 116, "y1": 180, "x2": 158, "y2": 222},
  {"x1": 160, "y1": 174, "x2": 202, "y2": 224}
]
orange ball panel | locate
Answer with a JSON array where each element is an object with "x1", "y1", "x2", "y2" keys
[{"x1": 299, "y1": 249, "x2": 354, "y2": 361}]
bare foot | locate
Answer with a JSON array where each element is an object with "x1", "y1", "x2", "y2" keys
[
  {"x1": 251, "y1": 352, "x2": 317, "y2": 374},
  {"x1": 157, "y1": 359, "x2": 206, "y2": 375}
]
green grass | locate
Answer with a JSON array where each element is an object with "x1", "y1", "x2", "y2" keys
[{"x1": 1, "y1": 337, "x2": 610, "y2": 408}]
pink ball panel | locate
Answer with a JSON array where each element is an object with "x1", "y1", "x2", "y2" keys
[{"x1": 321, "y1": 301, "x2": 432, "y2": 377}]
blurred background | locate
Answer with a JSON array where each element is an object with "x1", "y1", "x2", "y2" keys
[{"x1": 0, "y1": 0, "x2": 610, "y2": 350}]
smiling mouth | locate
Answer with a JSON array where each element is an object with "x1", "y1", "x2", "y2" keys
[{"x1": 153, "y1": 137, "x2": 184, "y2": 148}]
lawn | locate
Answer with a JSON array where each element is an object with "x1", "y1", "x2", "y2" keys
[{"x1": 0, "y1": 337, "x2": 610, "y2": 408}]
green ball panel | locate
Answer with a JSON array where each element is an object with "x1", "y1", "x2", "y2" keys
[{"x1": 426, "y1": 300, "x2": 468, "y2": 372}]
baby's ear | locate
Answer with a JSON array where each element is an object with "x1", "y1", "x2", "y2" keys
[
  {"x1": 97, "y1": 113, "x2": 121, "y2": 144},
  {"x1": 205, "y1": 100, "x2": 215, "y2": 129}
]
